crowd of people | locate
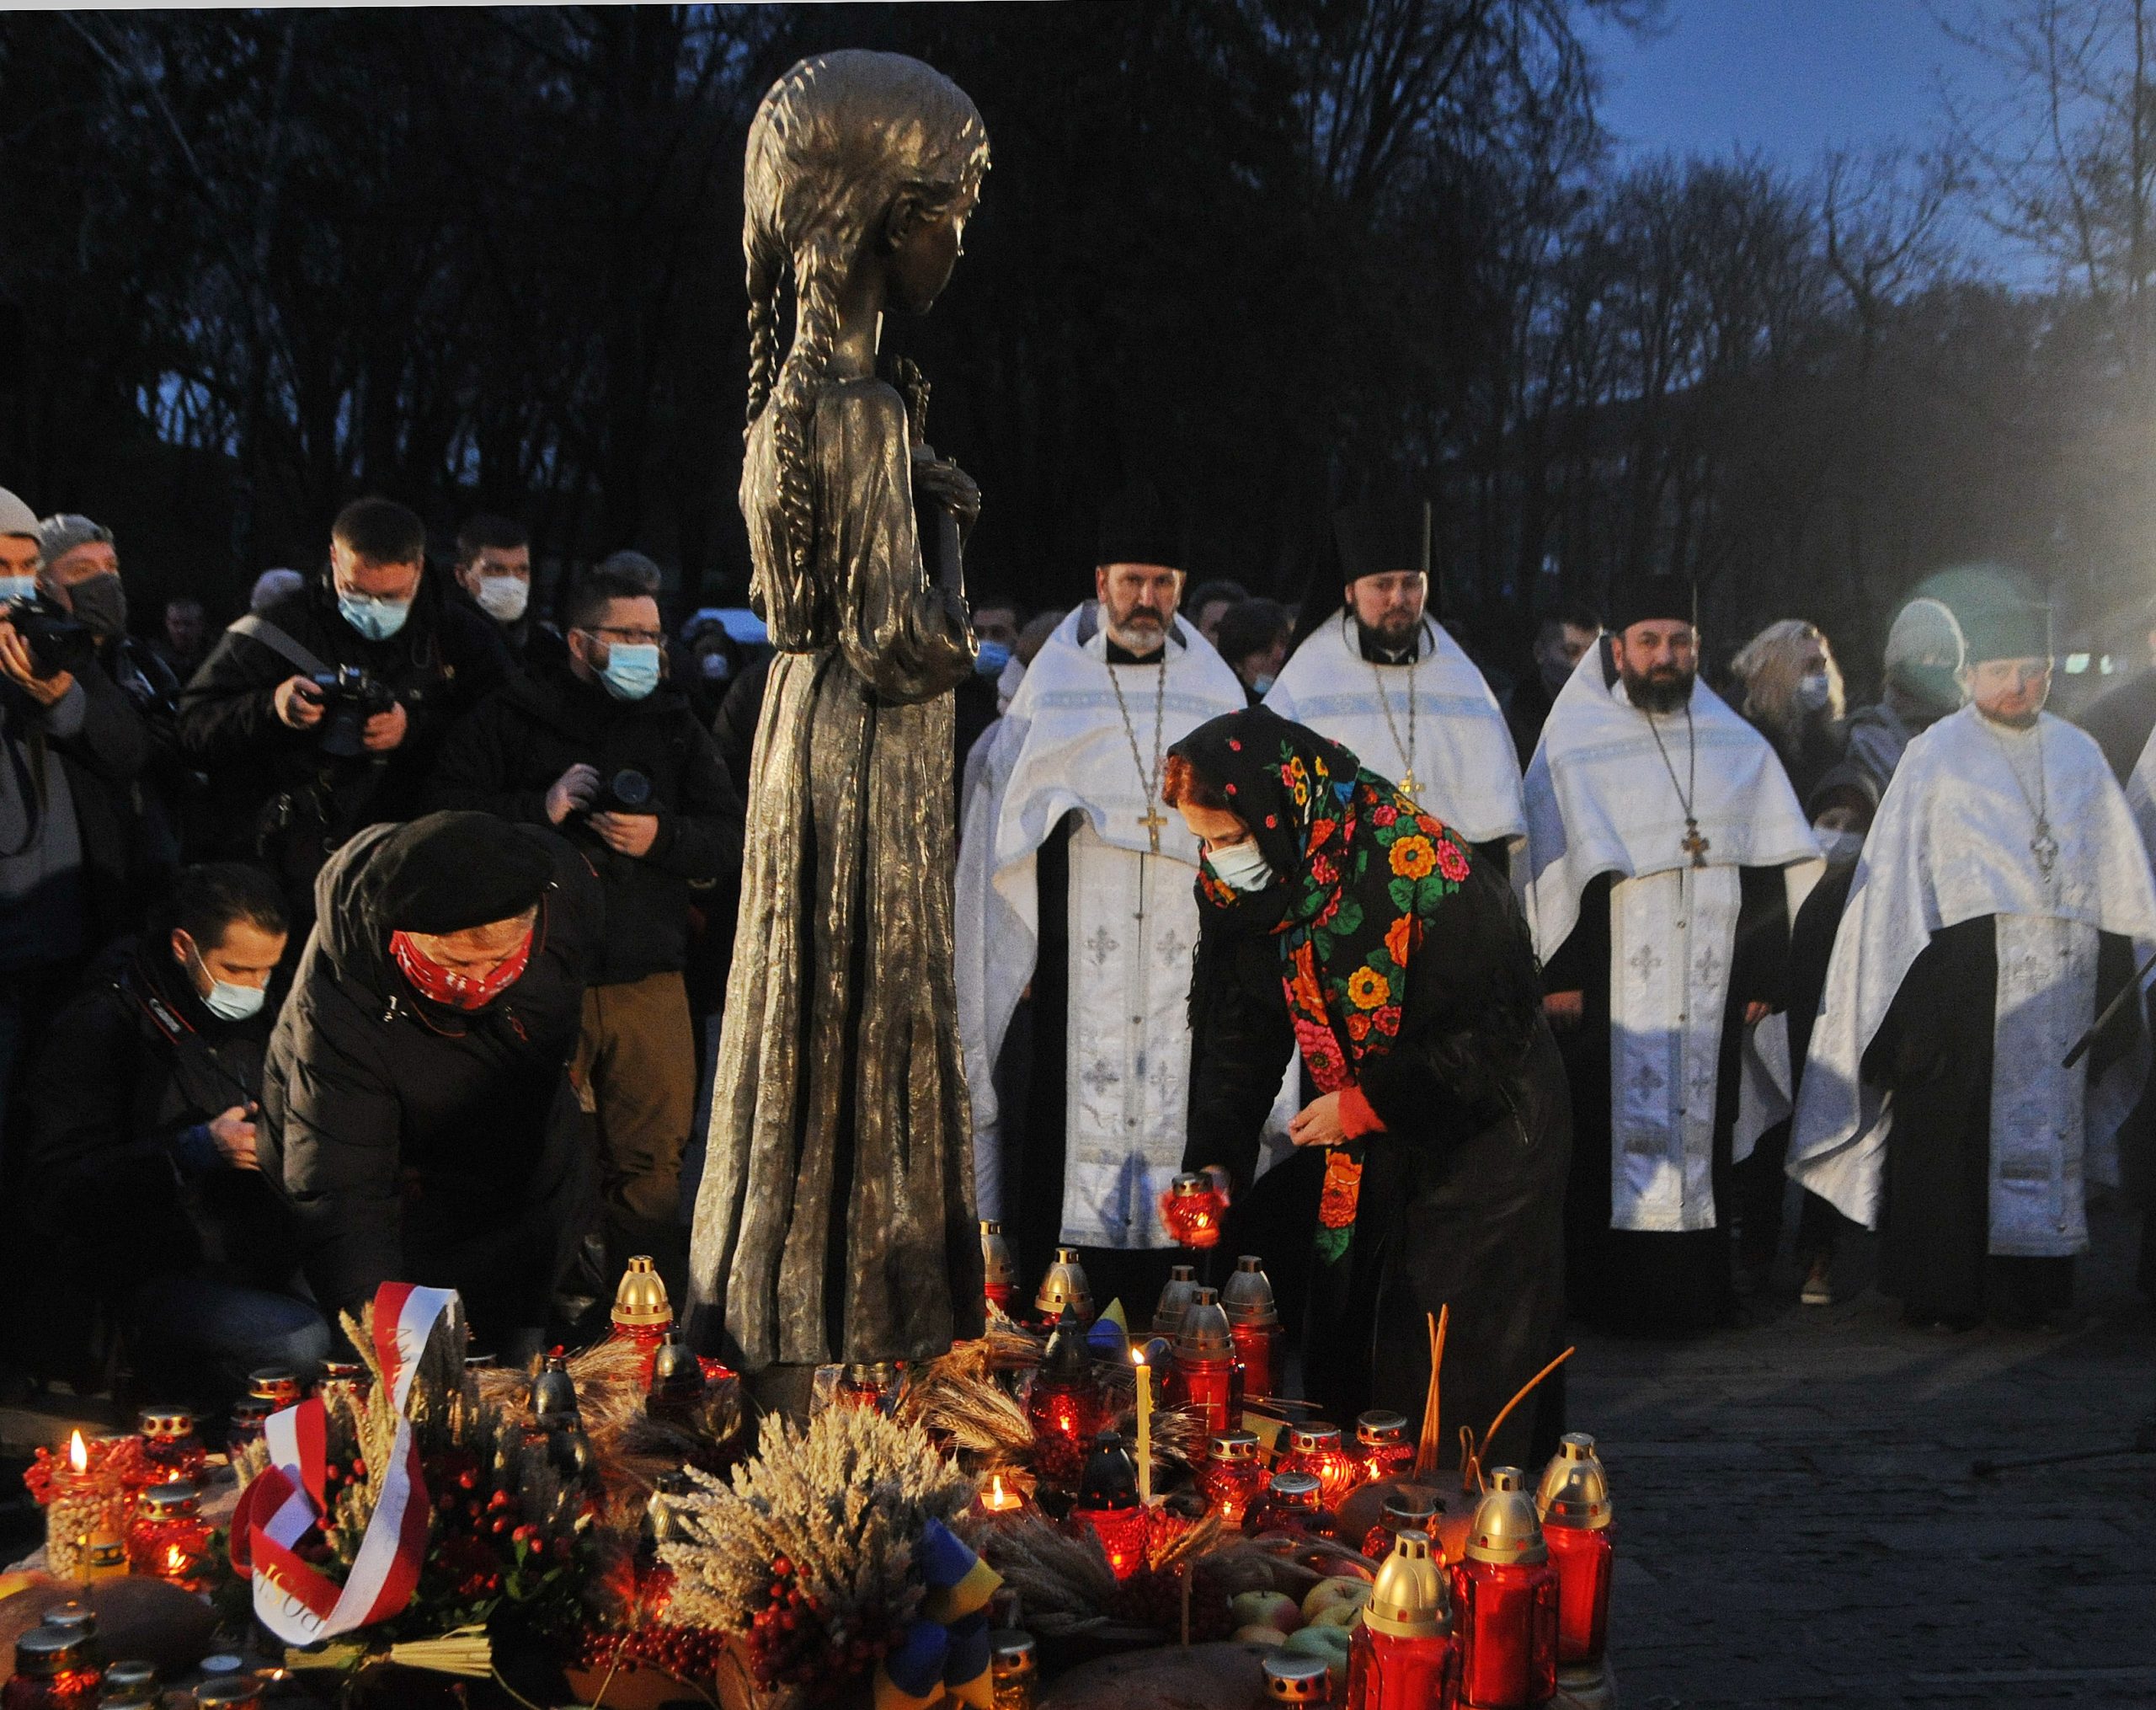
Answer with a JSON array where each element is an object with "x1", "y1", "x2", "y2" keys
[{"x1": 2, "y1": 475, "x2": 2152, "y2": 1452}]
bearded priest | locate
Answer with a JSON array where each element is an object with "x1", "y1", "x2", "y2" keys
[
  {"x1": 1791, "y1": 591, "x2": 2156, "y2": 1330},
  {"x1": 1524, "y1": 574, "x2": 1819, "y2": 1333},
  {"x1": 954, "y1": 486, "x2": 1248, "y2": 1311},
  {"x1": 1264, "y1": 500, "x2": 1525, "y2": 873}
]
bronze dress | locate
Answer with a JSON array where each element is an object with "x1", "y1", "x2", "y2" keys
[{"x1": 687, "y1": 375, "x2": 984, "y2": 1371}]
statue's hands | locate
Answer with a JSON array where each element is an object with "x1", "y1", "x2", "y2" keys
[{"x1": 914, "y1": 457, "x2": 981, "y2": 542}]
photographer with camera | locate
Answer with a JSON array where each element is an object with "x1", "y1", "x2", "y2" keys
[
  {"x1": 177, "y1": 497, "x2": 508, "y2": 927},
  {"x1": 432, "y1": 564, "x2": 741, "y2": 1290},
  {"x1": 13, "y1": 863, "x2": 328, "y2": 1408},
  {"x1": 0, "y1": 488, "x2": 152, "y2": 1172},
  {"x1": 38, "y1": 512, "x2": 189, "y2": 881}
]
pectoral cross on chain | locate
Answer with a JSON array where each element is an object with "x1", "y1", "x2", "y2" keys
[
  {"x1": 1398, "y1": 772, "x2": 1420, "y2": 802},
  {"x1": 1680, "y1": 817, "x2": 1710, "y2": 868},
  {"x1": 1137, "y1": 803, "x2": 1167, "y2": 855},
  {"x1": 2031, "y1": 818, "x2": 2059, "y2": 879}
]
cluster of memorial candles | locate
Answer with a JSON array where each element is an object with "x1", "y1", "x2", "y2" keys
[{"x1": 974, "y1": 1221, "x2": 1616, "y2": 1710}]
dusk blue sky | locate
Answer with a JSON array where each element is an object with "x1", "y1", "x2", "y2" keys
[{"x1": 1580, "y1": 0, "x2": 1989, "y2": 169}]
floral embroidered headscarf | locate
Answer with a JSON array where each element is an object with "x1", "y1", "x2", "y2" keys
[{"x1": 1168, "y1": 707, "x2": 1473, "y2": 1264}]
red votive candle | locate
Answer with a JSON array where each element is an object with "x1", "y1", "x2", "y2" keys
[
  {"x1": 1535, "y1": 1434, "x2": 1614, "y2": 1669},
  {"x1": 1354, "y1": 1410, "x2": 1415, "y2": 1487},
  {"x1": 1348, "y1": 1529, "x2": 1460, "y2": 1710},
  {"x1": 1452, "y1": 1469, "x2": 1558, "y2": 1707},
  {"x1": 1246, "y1": 1470, "x2": 1335, "y2": 1540},
  {"x1": 131, "y1": 1408, "x2": 206, "y2": 1490},
  {"x1": 1070, "y1": 1431, "x2": 1147, "y2": 1580},
  {"x1": 1196, "y1": 1430, "x2": 1265, "y2": 1526},
  {"x1": 1281, "y1": 1423, "x2": 1361, "y2": 1508},
  {"x1": 981, "y1": 1220, "x2": 1017, "y2": 1313},
  {"x1": 1161, "y1": 1173, "x2": 1227, "y2": 1249},
  {"x1": 1220, "y1": 1255, "x2": 1284, "y2": 1399},
  {"x1": 1168, "y1": 1286, "x2": 1237, "y2": 1449}
]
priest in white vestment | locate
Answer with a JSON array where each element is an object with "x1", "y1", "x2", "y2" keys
[
  {"x1": 1267, "y1": 500, "x2": 1526, "y2": 872},
  {"x1": 955, "y1": 497, "x2": 1247, "y2": 1308},
  {"x1": 1791, "y1": 596, "x2": 2156, "y2": 1328},
  {"x1": 1524, "y1": 574, "x2": 1819, "y2": 1332}
]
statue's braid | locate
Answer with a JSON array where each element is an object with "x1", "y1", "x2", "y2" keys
[{"x1": 768, "y1": 232, "x2": 843, "y2": 603}]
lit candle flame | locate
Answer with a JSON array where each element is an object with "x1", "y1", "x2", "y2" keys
[
  {"x1": 1132, "y1": 1347, "x2": 1146, "y2": 1367},
  {"x1": 985, "y1": 1473, "x2": 1022, "y2": 1512},
  {"x1": 67, "y1": 1430, "x2": 86, "y2": 1475},
  {"x1": 164, "y1": 1542, "x2": 189, "y2": 1577}
]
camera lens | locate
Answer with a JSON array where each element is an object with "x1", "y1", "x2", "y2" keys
[{"x1": 610, "y1": 769, "x2": 653, "y2": 810}]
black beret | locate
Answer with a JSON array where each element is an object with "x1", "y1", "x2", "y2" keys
[{"x1": 374, "y1": 811, "x2": 553, "y2": 934}]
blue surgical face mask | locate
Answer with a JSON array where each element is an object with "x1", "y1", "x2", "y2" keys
[
  {"x1": 975, "y1": 639, "x2": 1012, "y2": 676},
  {"x1": 1204, "y1": 840, "x2": 1276, "y2": 894},
  {"x1": 0, "y1": 574, "x2": 39, "y2": 605},
  {"x1": 1251, "y1": 672, "x2": 1277, "y2": 697},
  {"x1": 189, "y1": 945, "x2": 268, "y2": 1022},
  {"x1": 338, "y1": 587, "x2": 413, "y2": 641},
  {"x1": 597, "y1": 641, "x2": 661, "y2": 702}
]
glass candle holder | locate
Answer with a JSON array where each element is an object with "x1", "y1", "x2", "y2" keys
[
  {"x1": 610, "y1": 1255, "x2": 675, "y2": 1379},
  {"x1": 125, "y1": 1482, "x2": 213, "y2": 1588},
  {"x1": 225, "y1": 1397, "x2": 271, "y2": 1458},
  {"x1": 1453, "y1": 1469, "x2": 1558, "y2": 1708},
  {"x1": 1034, "y1": 1247, "x2": 1096, "y2": 1328},
  {"x1": 1161, "y1": 1173, "x2": 1227, "y2": 1249},
  {"x1": 1070, "y1": 1431, "x2": 1146, "y2": 1580},
  {"x1": 1348, "y1": 1530, "x2": 1459, "y2": 1710},
  {"x1": 32, "y1": 1433, "x2": 130, "y2": 1584},
  {"x1": 1220, "y1": 1256, "x2": 1284, "y2": 1399},
  {"x1": 1281, "y1": 1424, "x2": 1360, "y2": 1508},
  {"x1": 317, "y1": 1360, "x2": 371, "y2": 1402},
  {"x1": 980, "y1": 1221, "x2": 1017, "y2": 1314},
  {"x1": 132, "y1": 1408, "x2": 206, "y2": 1490},
  {"x1": 3, "y1": 1627, "x2": 100, "y2": 1710},
  {"x1": 1535, "y1": 1433, "x2": 1614, "y2": 1670},
  {"x1": 1362, "y1": 1492, "x2": 1443, "y2": 1564},
  {"x1": 1168, "y1": 1287, "x2": 1237, "y2": 1449},
  {"x1": 1354, "y1": 1411, "x2": 1415, "y2": 1488},
  {"x1": 835, "y1": 1361, "x2": 899, "y2": 1413},
  {"x1": 1196, "y1": 1430, "x2": 1265, "y2": 1527},
  {"x1": 989, "y1": 1631, "x2": 1037, "y2": 1710},
  {"x1": 1246, "y1": 1471, "x2": 1335, "y2": 1540}
]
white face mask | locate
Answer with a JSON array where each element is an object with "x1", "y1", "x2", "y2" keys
[
  {"x1": 474, "y1": 574, "x2": 529, "y2": 623},
  {"x1": 189, "y1": 944, "x2": 268, "y2": 1022},
  {"x1": 1812, "y1": 824, "x2": 1863, "y2": 865},
  {"x1": 1205, "y1": 840, "x2": 1276, "y2": 894},
  {"x1": 1795, "y1": 671, "x2": 1833, "y2": 713}
]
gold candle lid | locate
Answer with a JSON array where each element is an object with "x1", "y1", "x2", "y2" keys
[
  {"x1": 1465, "y1": 1466, "x2": 1548, "y2": 1565},
  {"x1": 1536, "y1": 1432, "x2": 1613, "y2": 1530},
  {"x1": 1356, "y1": 1408, "x2": 1408, "y2": 1445},
  {"x1": 1210, "y1": 1429, "x2": 1261, "y2": 1463},
  {"x1": 1262, "y1": 1654, "x2": 1332, "y2": 1703},
  {"x1": 1035, "y1": 1246, "x2": 1095, "y2": 1321},
  {"x1": 612, "y1": 1254, "x2": 673, "y2": 1328},
  {"x1": 1365, "y1": 1528, "x2": 1453, "y2": 1639},
  {"x1": 137, "y1": 1479, "x2": 201, "y2": 1519},
  {"x1": 137, "y1": 1405, "x2": 195, "y2": 1440},
  {"x1": 1289, "y1": 1423, "x2": 1342, "y2": 1456}
]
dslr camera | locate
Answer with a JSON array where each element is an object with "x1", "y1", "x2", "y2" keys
[
  {"x1": 590, "y1": 767, "x2": 654, "y2": 815},
  {"x1": 3, "y1": 596, "x2": 96, "y2": 679},
  {"x1": 307, "y1": 665, "x2": 398, "y2": 758}
]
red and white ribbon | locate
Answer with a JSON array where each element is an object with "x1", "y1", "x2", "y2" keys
[{"x1": 243, "y1": 1283, "x2": 459, "y2": 1645}]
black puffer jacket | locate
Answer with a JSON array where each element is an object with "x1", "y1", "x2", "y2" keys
[
  {"x1": 13, "y1": 933, "x2": 293, "y2": 1380},
  {"x1": 176, "y1": 572, "x2": 508, "y2": 905},
  {"x1": 428, "y1": 663, "x2": 741, "y2": 985},
  {"x1": 258, "y1": 820, "x2": 601, "y2": 1333}
]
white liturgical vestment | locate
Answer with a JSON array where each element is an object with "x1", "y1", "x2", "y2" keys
[
  {"x1": 1790, "y1": 706, "x2": 2156, "y2": 1256},
  {"x1": 1264, "y1": 612, "x2": 1526, "y2": 854},
  {"x1": 955, "y1": 605, "x2": 1247, "y2": 1249},
  {"x1": 1522, "y1": 647, "x2": 1819, "y2": 1232}
]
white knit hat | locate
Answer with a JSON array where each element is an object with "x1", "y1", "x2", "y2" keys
[{"x1": 0, "y1": 487, "x2": 40, "y2": 542}]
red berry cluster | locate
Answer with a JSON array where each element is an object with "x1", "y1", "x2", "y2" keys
[
  {"x1": 571, "y1": 1621, "x2": 728, "y2": 1681},
  {"x1": 1106, "y1": 1565, "x2": 1234, "y2": 1641},
  {"x1": 745, "y1": 1557, "x2": 895, "y2": 1697}
]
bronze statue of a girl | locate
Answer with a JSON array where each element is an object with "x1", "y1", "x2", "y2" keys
[{"x1": 687, "y1": 51, "x2": 989, "y2": 1402}]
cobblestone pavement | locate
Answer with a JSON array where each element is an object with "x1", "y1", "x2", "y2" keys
[{"x1": 1567, "y1": 1194, "x2": 2156, "y2": 1708}]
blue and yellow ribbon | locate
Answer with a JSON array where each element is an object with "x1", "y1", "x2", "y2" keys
[{"x1": 875, "y1": 1519, "x2": 1002, "y2": 1710}]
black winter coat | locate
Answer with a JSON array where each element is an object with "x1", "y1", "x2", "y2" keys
[
  {"x1": 259, "y1": 822, "x2": 601, "y2": 1334},
  {"x1": 0, "y1": 662, "x2": 153, "y2": 956},
  {"x1": 428, "y1": 664, "x2": 742, "y2": 986},
  {"x1": 15, "y1": 937, "x2": 295, "y2": 1376},
  {"x1": 175, "y1": 573, "x2": 508, "y2": 903},
  {"x1": 1182, "y1": 855, "x2": 1570, "y2": 1465}
]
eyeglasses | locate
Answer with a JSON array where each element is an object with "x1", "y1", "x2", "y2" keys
[{"x1": 581, "y1": 625, "x2": 664, "y2": 646}]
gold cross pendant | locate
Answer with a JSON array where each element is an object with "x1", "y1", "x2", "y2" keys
[
  {"x1": 1138, "y1": 804, "x2": 1166, "y2": 854},
  {"x1": 1399, "y1": 772, "x2": 1420, "y2": 801},
  {"x1": 1681, "y1": 818, "x2": 1710, "y2": 868}
]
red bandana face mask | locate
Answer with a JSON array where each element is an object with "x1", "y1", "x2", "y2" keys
[{"x1": 389, "y1": 926, "x2": 535, "y2": 1012}]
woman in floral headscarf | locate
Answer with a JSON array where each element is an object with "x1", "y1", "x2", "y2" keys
[{"x1": 1164, "y1": 706, "x2": 1570, "y2": 1465}]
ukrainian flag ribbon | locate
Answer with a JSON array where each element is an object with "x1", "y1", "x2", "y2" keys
[{"x1": 874, "y1": 1518, "x2": 1002, "y2": 1710}]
